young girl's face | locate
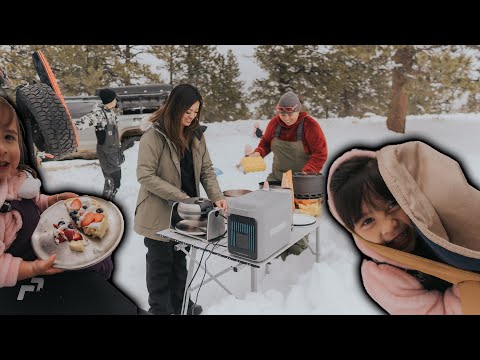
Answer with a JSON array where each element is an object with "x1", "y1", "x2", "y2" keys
[
  {"x1": 0, "y1": 103, "x2": 20, "y2": 180},
  {"x1": 181, "y1": 101, "x2": 200, "y2": 128},
  {"x1": 353, "y1": 198, "x2": 417, "y2": 253}
]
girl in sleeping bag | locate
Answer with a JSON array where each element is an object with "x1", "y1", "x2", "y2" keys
[{"x1": 327, "y1": 141, "x2": 480, "y2": 315}]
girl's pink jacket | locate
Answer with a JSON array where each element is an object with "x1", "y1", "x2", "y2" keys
[{"x1": 0, "y1": 171, "x2": 49, "y2": 287}]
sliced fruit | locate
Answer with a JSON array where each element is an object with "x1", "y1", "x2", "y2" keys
[
  {"x1": 64, "y1": 229, "x2": 76, "y2": 241},
  {"x1": 81, "y1": 212, "x2": 95, "y2": 227},
  {"x1": 93, "y1": 213, "x2": 104, "y2": 222},
  {"x1": 72, "y1": 232, "x2": 83, "y2": 241},
  {"x1": 70, "y1": 198, "x2": 82, "y2": 210}
]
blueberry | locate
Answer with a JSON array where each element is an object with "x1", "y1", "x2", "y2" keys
[
  {"x1": 70, "y1": 211, "x2": 78, "y2": 217},
  {"x1": 68, "y1": 224, "x2": 74, "y2": 229},
  {"x1": 72, "y1": 216, "x2": 78, "y2": 222},
  {"x1": 58, "y1": 221, "x2": 65, "y2": 226},
  {"x1": 82, "y1": 205, "x2": 88, "y2": 209},
  {"x1": 96, "y1": 208, "x2": 104, "y2": 213}
]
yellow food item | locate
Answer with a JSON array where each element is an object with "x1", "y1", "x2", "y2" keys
[
  {"x1": 82, "y1": 217, "x2": 109, "y2": 239},
  {"x1": 64, "y1": 196, "x2": 109, "y2": 239},
  {"x1": 240, "y1": 156, "x2": 266, "y2": 173},
  {"x1": 281, "y1": 170, "x2": 295, "y2": 211},
  {"x1": 297, "y1": 200, "x2": 321, "y2": 217},
  {"x1": 294, "y1": 199, "x2": 318, "y2": 206},
  {"x1": 69, "y1": 240, "x2": 85, "y2": 252}
]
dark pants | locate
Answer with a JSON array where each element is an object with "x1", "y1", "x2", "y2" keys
[
  {"x1": 102, "y1": 168, "x2": 121, "y2": 200},
  {"x1": 144, "y1": 237, "x2": 193, "y2": 315},
  {"x1": 77, "y1": 255, "x2": 113, "y2": 281}
]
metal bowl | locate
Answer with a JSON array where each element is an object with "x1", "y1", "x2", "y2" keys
[
  {"x1": 177, "y1": 197, "x2": 214, "y2": 221},
  {"x1": 223, "y1": 189, "x2": 252, "y2": 197},
  {"x1": 258, "y1": 181, "x2": 283, "y2": 190}
]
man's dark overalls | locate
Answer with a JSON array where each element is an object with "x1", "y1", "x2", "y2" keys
[{"x1": 97, "y1": 108, "x2": 123, "y2": 200}]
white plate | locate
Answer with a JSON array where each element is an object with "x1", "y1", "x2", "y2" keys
[
  {"x1": 31, "y1": 196, "x2": 124, "y2": 270},
  {"x1": 175, "y1": 220, "x2": 207, "y2": 236},
  {"x1": 293, "y1": 213, "x2": 317, "y2": 226}
]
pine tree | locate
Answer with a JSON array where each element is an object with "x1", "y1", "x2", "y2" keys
[
  {"x1": 0, "y1": 45, "x2": 38, "y2": 88},
  {"x1": 205, "y1": 50, "x2": 249, "y2": 121},
  {"x1": 1, "y1": 45, "x2": 162, "y2": 96},
  {"x1": 36, "y1": 45, "x2": 116, "y2": 95},
  {"x1": 150, "y1": 45, "x2": 184, "y2": 84},
  {"x1": 110, "y1": 45, "x2": 160, "y2": 86},
  {"x1": 251, "y1": 45, "x2": 394, "y2": 119},
  {"x1": 251, "y1": 45, "x2": 329, "y2": 118},
  {"x1": 327, "y1": 45, "x2": 391, "y2": 118},
  {"x1": 151, "y1": 46, "x2": 249, "y2": 122},
  {"x1": 386, "y1": 45, "x2": 480, "y2": 133}
]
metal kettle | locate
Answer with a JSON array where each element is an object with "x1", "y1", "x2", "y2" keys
[
  {"x1": 292, "y1": 172, "x2": 325, "y2": 199},
  {"x1": 177, "y1": 197, "x2": 215, "y2": 221}
]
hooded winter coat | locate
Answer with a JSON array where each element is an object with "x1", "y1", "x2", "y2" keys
[
  {"x1": 0, "y1": 171, "x2": 49, "y2": 287},
  {"x1": 327, "y1": 141, "x2": 480, "y2": 314}
]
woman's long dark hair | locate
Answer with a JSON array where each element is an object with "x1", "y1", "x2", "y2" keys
[
  {"x1": 149, "y1": 84, "x2": 202, "y2": 158},
  {"x1": 0, "y1": 94, "x2": 38, "y2": 177},
  {"x1": 329, "y1": 157, "x2": 395, "y2": 230}
]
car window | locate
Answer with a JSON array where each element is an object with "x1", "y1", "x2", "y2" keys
[{"x1": 66, "y1": 100, "x2": 98, "y2": 119}]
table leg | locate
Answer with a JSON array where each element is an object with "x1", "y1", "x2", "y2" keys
[
  {"x1": 182, "y1": 247, "x2": 198, "y2": 315},
  {"x1": 251, "y1": 266, "x2": 261, "y2": 292},
  {"x1": 316, "y1": 226, "x2": 320, "y2": 263}
]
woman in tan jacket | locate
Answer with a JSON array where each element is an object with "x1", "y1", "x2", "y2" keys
[{"x1": 134, "y1": 84, "x2": 227, "y2": 315}]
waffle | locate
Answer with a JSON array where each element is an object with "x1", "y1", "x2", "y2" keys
[
  {"x1": 240, "y1": 156, "x2": 266, "y2": 173},
  {"x1": 64, "y1": 196, "x2": 109, "y2": 238}
]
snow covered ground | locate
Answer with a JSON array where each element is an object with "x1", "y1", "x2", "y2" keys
[{"x1": 39, "y1": 114, "x2": 480, "y2": 314}]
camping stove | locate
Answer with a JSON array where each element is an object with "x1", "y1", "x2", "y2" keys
[
  {"x1": 227, "y1": 189, "x2": 293, "y2": 262},
  {"x1": 169, "y1": 199, "x2": 226, "y2": 242}
]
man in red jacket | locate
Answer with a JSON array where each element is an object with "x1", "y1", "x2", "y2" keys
[{"x1": 251, "y1": 91, "x2": 328, "y2": 259}]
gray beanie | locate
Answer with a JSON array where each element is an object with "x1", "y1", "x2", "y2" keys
[{"x1": 277, "y1": 91, "x2": 301, "y2": 112}]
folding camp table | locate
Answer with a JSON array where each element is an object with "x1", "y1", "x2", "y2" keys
[{"x1": 157, "y1": 217, "x2": 321, "y2": 315}]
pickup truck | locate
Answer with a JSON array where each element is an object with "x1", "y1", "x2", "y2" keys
[{"x1": 61, "y1": 84, "x2": 172, "y2": 160}]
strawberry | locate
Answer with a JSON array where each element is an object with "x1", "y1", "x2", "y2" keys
[
  {"x1": 70, "y1": 198, "x2": 82, "y2": 211},
  {"x1": 81, "y1": 212, "x2": 95, "y2": 227},
  {"x1": 64, "y1": 229, "x2": 76, "y2": 241},
  {"x1": 53, "y1": 223, "x2": 59, "y2": 229},
  {"x1": 72, "y1": 232, "x2": 83, "y2": 241},
  {"x1": 55, "y1": 230, "x2": 67, "y2": 243},
  {"x1": 93, "y1": 213, "x2": 104, "y2": 222}
]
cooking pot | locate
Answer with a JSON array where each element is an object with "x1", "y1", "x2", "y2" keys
[
  {"x1": 177, "y1": 197, "x2": 215, "y2": 221},
  {"x1": 292, "y1": 172, "x2": 324, "y2": 199},
  {"x1": 223, "y1": 189, "x2": 252, "y2": 197}
]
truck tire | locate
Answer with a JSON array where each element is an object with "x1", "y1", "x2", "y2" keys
[{"x1": 16, "y1": 83, "x2": 77, "y2": 158}]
